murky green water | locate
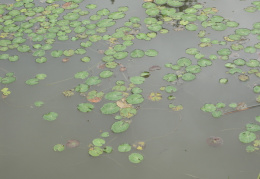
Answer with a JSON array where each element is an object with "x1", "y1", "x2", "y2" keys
[{"x1": 0, "y1": 0, "x2": 259, "y2": 179}]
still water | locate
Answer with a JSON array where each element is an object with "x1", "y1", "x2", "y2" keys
[{"x1": 0, "y1": 0, "x2": 259, "y2": 178}]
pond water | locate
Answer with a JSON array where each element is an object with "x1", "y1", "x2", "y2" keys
[{"x1": 0, "y1": 0, "x2": 260, "y2": 179}]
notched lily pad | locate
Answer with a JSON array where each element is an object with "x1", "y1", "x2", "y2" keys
[{"x1": 111, "y1": 120, "x2": 130, "y2": 133}]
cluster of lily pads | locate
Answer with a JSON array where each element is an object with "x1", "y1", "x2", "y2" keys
[
  {"x1": 1, "y1": 0, "x2": 260, "y2": 165},
  {"x1": 239, "y1": 116, "x2": 260, "y2": 153}
]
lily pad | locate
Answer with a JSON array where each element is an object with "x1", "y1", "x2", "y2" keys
[
  {"x1": 128, "y1": 153, "x2": 144, "y2": 164},
  {"x1": 130, "y1": 76, "x2": 145, "y2": 84},
  {"x1": 77, "y1": 103, "x2": 94, "y2": 113},
  {"x1": 246, "y1": 123, "x2": 260, "y2": 132},
  {"x1": 201, "y1": 104, "x2": 216, "y2": 112},
  {"x1": 253, "y1": 85, "x2": 260, "y2": 93},
  {"x1": 239, "y1": 131, "x2": 256, "y2": 143},
  {"x1": 120, "y1": 107, "x2": 137, "y2": 118},
  {"x1": 181, "y1": 73, "x2": 196, "y2": 81},
  {"x1": 163, "y1": 73, "x2": 177, "y2": 82},
  {"x1": 74, "y1": 71, "x2": 89, "y2": 79},
  {"x1": 43, "y1": 112, "x2": 58, "y2": 121},
  {"x1": 126, "y1": 94, "x2": 144, "y2": 104},
  {"x1": 101, "y1": 103, "x2": 120, "y2": 114},
  {"x1": 89, "y1": 147, "x2": 103, "y2": 157},
  {"x1": 53, "y1": 144, "x2": 65, "y2": 152},
  {"x1": 34, "y1": 101, "x2": 44, "y2": 107},
  {"x1": 145, "y1": 49, "x2": 158, "y2": 57},
  {"x1": 111, "y1": 120, "x2": 130, "y2": 133},
  {"x1": 118, "y1": 143, "x2": 131, "y2": 152},
  {"x1": 92, "y1": 138, "x2": 105, "y2": 147},
  {"x1": 148, "y1": 92, "x2": 162, "y2": 101},
  {"x1": 130, "y1": 49, "x2": 145, "y2": 58},
  {"x1": 105, "y1": 91, "x2": 123, "y2": 101},
  {"x1": 85, "y1": 76, "x2": 101, "y2": 86},
  {"x1": 25, "y1": 78, "x2": 39, "y2": 85}
]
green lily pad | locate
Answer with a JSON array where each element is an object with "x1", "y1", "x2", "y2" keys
[
  {"x1": 85, "y1": 76, "x2": 101, "y2": 86},
  {"x1": 167, "y1": 0, "x2": 184, "y2": 7},
  {"x1": 244, "y1": 46, "x2": 256, "y2": 53},
  {"x1": 128, "y1": 153, "x2": 144, "y2": 164},
  {"x1": 74, "y1": 71, "x2": 89, "y2": 79},
  {"x1": 75, "y1": 84, "x2": 89, "y2": 93},
  {"x1": 1, "y1": 76, "x2": 16, "y2": 84},
  {"x1": 100, "y1": 132, "x2": 109, "y2": 138},
  {"x1": 34, "y1": 101, "x2": 44, "y2": 107},
  {"x1": 77, "y1": 103, "x2": 94, "y2": 113},
  {"x1": 89, "y1": 147, "x2": 103, "y2": 157},
  {"x1": 126, "y1": 94, "x2": 144, "y2": 104},
  {"x1": 186, "y1": 48, "x2": 199, "y2": 55},
  {"x1": 17, "y1": 45, "x2": 30, "y2": 52},
  {"x1": 147, "y1": 23, "x2": 162, "y2": 32},
  {"x1": 25, "y1": 78, "x2": 39, "y2": 85},
  {"x1": 36, "y1": 74, "x2": 47, "y2": 80},
  {"x1": 235, "y1": 28, "x2": 251, "y2": 36},
  {"x1": 43, "y1": 112, "x2": 58, "y2": 121},
  {"x1": 177, "y1": 57, "x2": 192, "y2": 66},
  {"x1": 105, "y1": 91, "x2": 123, "y2": 101},
  {"x1": 145, "y1": 49, "x2": 158, "y2": 57},
  {"x1": 255, "y1": 116, "x2": 260, "y2": 123},
  {"x1": 118, "y1": 143, "x2": 131, "y2": 152},
  {"x1": 99, "y1": 70, "x2": 113, "y2": 78},
  {"x1": 101, "y1": 103, "x2": 120, "y2": 114},
  {"x1": 181, "y1": 73, "x2": 196, "y2": 81},
  {"x1": 211, "y1": 23, "x2": 227, "y2": 31},
  {"x1": 131, "y1": 49, "x2": 145, "y2": 58},
  {"x1": 130, "y1": 76, "x2": 145, "y2": 84},
  {"x1": 233, "y1": 58, "x2": 245, "y2": 66},
  {"x1": 219, "y1": 78, "x2": 228, "y2": 84},
  {"x1": 53, "y1": 144, "x2": 65, "y2": 152},
  {"x1": 186, "y1": 65, "x2": 201, "y2": 73},
  {"x1": 145, "y1": 8, "x2": 160, "y2": 16},
  {"x1": 108, "y1": 11, "x2": 125, "y2": 20},
  {"x1": 120, "y1": 107, "x2": 137, "y2": 118},
  {"x1": 201, "y1": 104, "x2": 216, "y2": 112},
  {"x1": 185, "y1": 23, "x2": 198, "y2": 31},
  {"x1": 246, "y1": 123, "x2": 260, "y2": 132},
  {"x1": 253, "y1": 85, "x2": 260, "y2": 93},
  {"x1": 211, "y1": 111, "x2": 223, "y2": 118},
  {"x1": 35, "y1": 57, "x2": 47, "y2": 63},
  {"x1": 217, "y1": 48, "x2": 231, "y2": 56},
  {"x1": 246, "y1": 59, "x2": 259, "y2": 67},
  {"x1": 103, "y1": 146, "x2": 113, "y2": 153},
  {"x1": 163, "y1": 73, "x2": 177, "y2": 82},
  {"x1": 111, "y1": 120, "x2": 130, "y2": 133},
  {"x1": 92, "y1": 138, "x2": 105, "y2": 147},
  {"x1": 239, "y1": 131, "x2": 256, "y2": 143},
  {"x1": 113, "y1": 51, "x2": 128, "y2": 60},
  {"x1": 51, "y1": 50, "x2": 63, "y2": 58},
  {"x1": 106, "y1": 62, "x2": 118, "y2": 69}
]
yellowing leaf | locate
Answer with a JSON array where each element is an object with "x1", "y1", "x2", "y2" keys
[{"x1": 148, "y1": 92, "x2": 162, "y2": 101}]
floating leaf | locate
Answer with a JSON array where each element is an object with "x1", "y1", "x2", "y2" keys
[
  {"x1": 53, "y1": 144, "x2": 65, "y2": 152},
  {"x1": 126, "y1": 94, "x2": 144, "y2": 104},
  {"x1": 253, "y1": 85, "x2": 260, "y2": 93},
  {"x1": 128, "y1": 153, "x2": 144, "y2": 164},
  {"x1": 130, "y1": 76, "x2": 145, "y2": 84},
  {"x1": 239, "y1": 131, "x2": 256, "y2": 143},
  {"x1": 85, "y1": 76, "x2": 101, "y2": 86},
  {"x1": 75, "y1": 84, "x2": 89, "y2": 93},
  {"x1": 163, "y1": 73, "x2": 177, "y2": 82},
  {"x1": 77, "y1": 103, "x2": 94, "y2": 113},
  {"x1": 74, "y1": 71, "x2": 89, "y2": 79},
  {"x1": 145, "y1": 49, "x2": 158, "y2": 57},
  {"x1": 92, "y1": 138, "x2": 105, "y2": 147},
  {"x1": 101, "y1": 103, "x2": 120, "y2": 114},
  {"x1": 34, "y1": 101, "x2": 44, "y2": 107},
  {"x1": 217, "y1": 48, "x2": 231, "y2": 56},
  {"x1": 25, "y1": 78, "x2": 39, "y2": 85},
  {"x1": 99, "y1": 70, "x2": 113, "y2": 78},
  {"x1": 181, "y1": 73, "x2": 196, "y2": 81},
  {"x1": 246, "y1": 123, "x2": 260, "y2": 132},
  {"x1": 111, "y1": 120, "x2": 130, "y2": 133},
  {"x1": 246, "y1": 59, "x2": 259, "y2": 67},
  {"x1": 148, "y1": 92, "x2": 162, "y2": 101},
  {"x1": 131, "y1": 49, "x2": 145, "y2": 58},
  {"x1": 238, "y1": 74, "x2": 249, "y2": 82},
  {"x1": 201, "y1": 104, "x2": 216, "y2": 112},
  {"x1": 1, "y1": 76, "x2": 16, "y2": 84},
  {"x1": 105, "y1": 91, "x2": 123, "y2": 101},
  {"x1": 43, "y1": 112, "x2": 58, "y2": 121},
  {"x1": 120, "y1": 107, "x2": 137, "y2": 118},
  {"x1": 118, "y1": 143, "x2": 131, "y2": 152},
  {"x1": 89, "y1": 147, "x2": 103, "y2": 157},
  {"x1": 100, "y1": 132, "x2": 109, "y2": 138}
]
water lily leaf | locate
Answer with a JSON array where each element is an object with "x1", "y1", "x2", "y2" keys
[
  {"x1": 201, "y1": 104, "x2": 216, "y2": 112},
  {"x1": 211, "y1": 23, "x2": 227, "y2": 31},
  {"x1": 256, "y1": 116, "x2": 260, "y2": 123},
  {"x1": 163, "y1": 73, "x2": 177, "y2": 82},
  {"x1": 120, "y1": 107, "x2": 137, "y2": 118},
  {"x1": 103, "y1": 146, "x2": 113, "y2": 153},
  {"x1": 186, "y1": 48, "x2": 199, "y2": 55},
  {"x1": 75, "y1": 84, "x2": 89, "y2": 92},
  {"x1": 51, "y1": 50, "x2": 63, "y2": 57},
  {"x1": 74, "y1": 71, "x2": 89, "y2": 79},
  {"x1": 101, "y1": 103, "x2": 120, "y2": 114},
  {"x1": 239, "y1": 131, "x2": 256, "y2": 143},
  {"x1": 145, "y1": 8, "x2": 160, "y2": 16},
  {"x1": 233, "y1": 58, "x2": 245, "y2": 66},
  {"x1": 182, "y1": 14, "x2": 197, "y2": 21},
  {"x1": 77, "y1": 103, "x2": 94, "y2": 113},
  {"x1": 253, "y1": 85, "x2": 260, "y2": 93},
  {"x1": 167, "y1": 0, "x2": 184, "y2": 7},
  {"x1": 244, "y1": 46, "x2": 256, "y2": 53},
  {"x1": 87, "y1": 90, "x2": 104, "y2": 103},
  {"x1": 92, "y1": 138, "x2": 105, "y2": 147},
  {"x1": 147, "y1": 23, "x2": 162, "y2": 32},
  {"x1": 130, "y1": 49, "x2": 145, "y2": 58},
  {"x1": 85, "y1": 76, "x2": 101, "y2": 86},
  {"x1": 1, "y1": 76, "x2": 16, "y2": 84},
  {"x1": 246, "y1": 123, "x2": 260, "y2": 132},
  {"x1": 109, "y1": 11, "x2": 125, "y2": 20},
  {"x1": 63, "y1": 49, "x2": 75, "y2": 57},
  {"x1": 100, "y1": 132, "x2": 109, "y2": 138},
  {"x1": 211, "y1": 111, "x2": 223, "y2": 118},
  {"x1": 105, "y1": 91, "x2": 123, "y2": 101},
  {"x1": 113, "y1": 51, "x2": 128, "y2": 60},
  {"x1": 89, "y1": 147, "x2": 103, "y2": 157},
  {"x1": 36, "y1": 74, "x2": 47, "y2": 80},
  {"x1": 165, "y1": 85, "x2": 177, "y2": 93},
  {"x1": 99, "y1": 70, "x2": 113, "y2": 78},
  {"x1": 106, "y1": 62, "x2": 118, "y2": 68},
  {"x1": 246, "y1": 59, "x2": 259, "y2": 67},
  {"x1": 177, "y1": 57, "x2": 191, "y2": 66},
  {"x1": 231, "y1": 44, "x2": 244, "y2": 51},
  {"x1": 238, "y1": 74, "x2": 249, "y2": 82},
  {"x1": 217, "y1": 48, "x2": 231, "y2": 56},
  {"x1": 235, "y1": 28, "x2": 251, "y2": 36},
  {"x1": 118, "y1": 143, "x2": 131, "y2": 152},
  {"x1": 148, "y1": 92, "x2": 162, "y2": 101},
  {"x1": 169, "y1": 104, "x2": 183, "y2": 111},
  {"x1": 34, "y1": 101, "x2": 44, "y2": 107},
  {"x1": 186, "y1": 65, "x2": 201, "y2": 73},
  {"x1": 145, "y1": 49, "x2": 158, "y2": 57},
  {"x1": 43, "y1": 112, "x2": 58, "y2": 121},
  {"x1": 35, "y1": 57, "x2": 47, "y2": 63},
  {"x1": 111, "y1": 120, "x2": 130, "y2": 133},
  {"x1": 17, "y1": 45, "x2": 30, "y2": 52},
  {"x1": 25, "y1": 78, "x2": 39, "y2": 85},
  {"x1": 53, "y1": 144, "x2": 65, "y2": 152},
  {"x1": 128, "y1": 153, "x2": 144, "y2": 164},
  {"x1": 228, "y1": 68, "x2": 243, "y2": 74},
  {"x1": 126, "y1": 94, "x2": 144, "y2": 104},
  {"x1": 130, "y1": 76, "x2": 145, "y2": 84},
  {"x1": 219, "y1": 78, "x2": 228, "y2": 84}
]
